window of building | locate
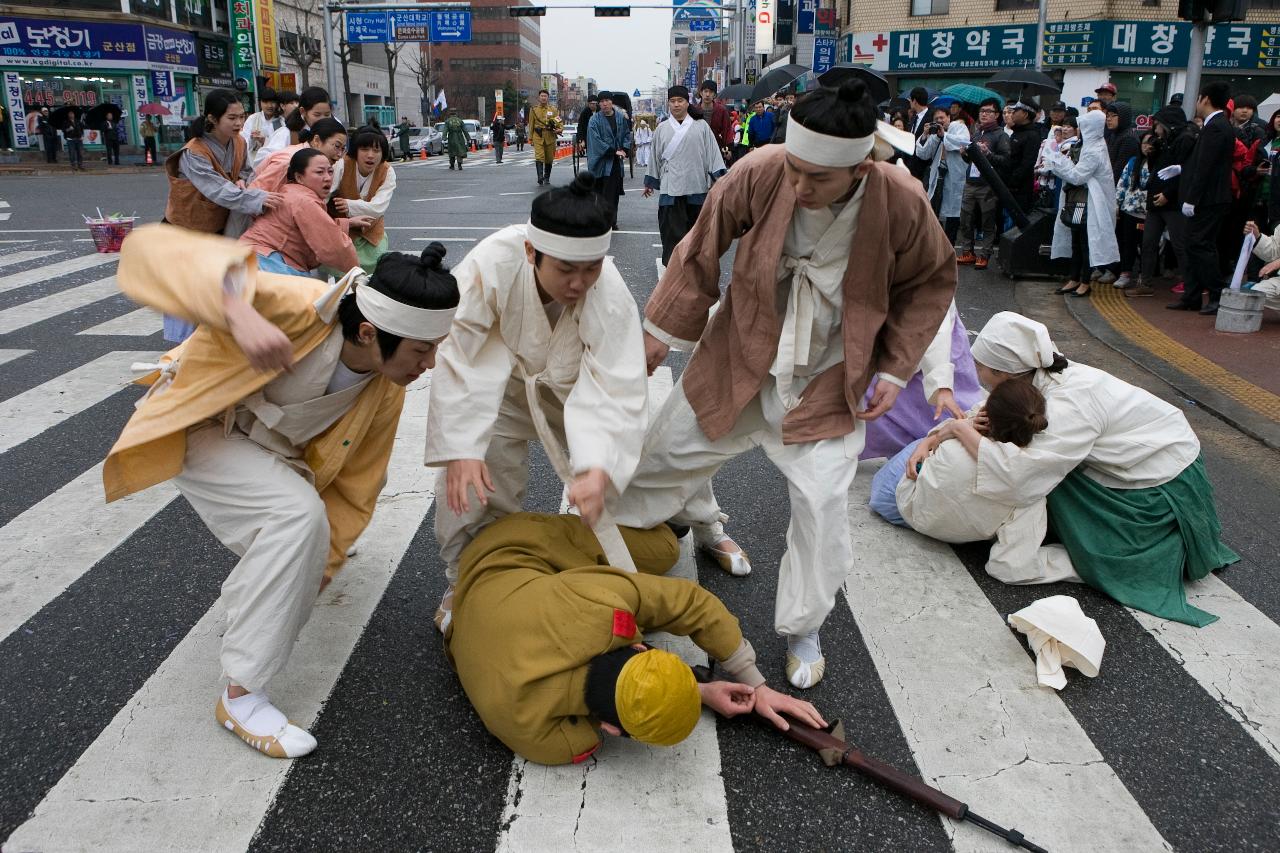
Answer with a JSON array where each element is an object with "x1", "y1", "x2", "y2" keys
[
  {"x1": 994, "y1": 0, "x2": 1035, "y2": 8},
  {"x1": 910, "y1": 0, "x2": 949, "y2": 15}
]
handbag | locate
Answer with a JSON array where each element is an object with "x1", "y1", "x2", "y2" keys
[{"x1": 1060, "y1": 182, "x2": 1088, "y2": 229}]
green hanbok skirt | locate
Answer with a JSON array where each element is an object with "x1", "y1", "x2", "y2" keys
[
  {"x1": 1046, "y1": 456, "x2": 1239, "y2": 627},
  {"x1": 355, "y1": 233, "x2": 388, "y2": 275}
]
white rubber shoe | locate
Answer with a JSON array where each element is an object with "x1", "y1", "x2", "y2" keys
[
  {"x1": 434, "y1": 585, "x2": 455, "y2": 635},
  {"x1": 215, "y1": 691, "x2": 317, "y2": 759},
  {"x1": 691, "y1": 522, "x2": 752, "y2": 577},
  {"x1": 785, "y1": 631, "x2": 826, "y2": 689}
]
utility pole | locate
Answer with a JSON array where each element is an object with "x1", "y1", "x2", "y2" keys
[
  {"x1": 1183, "y1": 22, "x2": 1207, "y2": 122},
  {"x1": 1034, "y1": 0, "x2": 1047, "y2": 72},
  {"x1": 323, "y1": 3, "x2": 341, "y2": 118}
]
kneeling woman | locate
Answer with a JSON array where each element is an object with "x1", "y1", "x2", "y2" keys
[
  {"x1": 106, "y1": 228, "x2": 459, "y2": 758},
  {"x1": 240, "y1": 148, "x2": 366, "y2": 277},
  {"x1": 908, "y1": 311, "x2": 1238, "y2": 626},
  {"x1": 330, "y1": 126, "x2": 397, "y2": 274},
  {"x1": 871, "y1": 377, "x2": 1079, "y2": 586}
]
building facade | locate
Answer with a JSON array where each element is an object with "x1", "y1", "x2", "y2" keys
[
  {"x1": 423, "y1": 0, "x2": 539, "y2": 122},
  {"x1": 837, "y1": 0, "x2": 1279, "y2": 116}
]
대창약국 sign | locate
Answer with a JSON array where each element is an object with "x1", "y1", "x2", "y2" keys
[{"x1": 890, "y1": 24, "x2": 1035, "y2": 71}]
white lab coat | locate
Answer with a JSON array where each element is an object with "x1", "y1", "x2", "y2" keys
[
  {"x1": 1045, "y1": 111, "x2": 1120, "y2": 266},
  {"x1": 972, "y1": 361, "x2": 1200, "y2": 506},
  {"x1": 895, "y1": 440, "x2": 1079, "y2": 585},
  {"x1": 425, "y1": 225, "x2": 649, "y2": 575}
]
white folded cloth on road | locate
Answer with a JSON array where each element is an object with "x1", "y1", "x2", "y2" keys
[{"x1": 1008, "y1": 595, "x2": 1105, "y2": 690}]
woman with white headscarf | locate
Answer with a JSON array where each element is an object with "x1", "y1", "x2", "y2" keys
[
  {"x1": 1044, "y1": 109, "x2": 1119, "y2": 297},
  {"x1": 907, "y1": 312, "x2": 1238, "y2": 627}
]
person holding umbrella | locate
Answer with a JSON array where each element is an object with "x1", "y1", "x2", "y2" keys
[
  {"x1": 63, "y1": 109, "x2": 85, "y2": 171},
  {"x1": 140, "y1": 115, "x2": 159, "y2": 165},
  {"x1": 37, "y1": 107, "x2": 58, "y2": 164},
  {"x1": 102, "y1": 112, "x2": 121, "y2": 165}
]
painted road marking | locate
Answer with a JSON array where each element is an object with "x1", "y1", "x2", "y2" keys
[
  {"x1": 414, "y1": 196, "x2": 474, "y2": 202},
  {"x1": 845, "y1": 464, "x2": 1171, "y2": 852},
  {"x1": 0, "y1": 351, "x2": 158, "y2": 454},
  {"x1": 0, "y1": 253, "x2": 116, "y2": 295},
  {"x1": 78, "y1": 308, "x2": 162, "y2": 337},
  {"x1": 0, "y1": 251, "x2": 56, "y2": 269},
  {"x1": 0, "y1": 276, "x2": 119, "y2": 334},
  {"x1": 5, "y1": 383, "x2": 437, "y2": 852}
]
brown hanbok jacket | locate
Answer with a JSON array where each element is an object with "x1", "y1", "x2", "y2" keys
[{"x1": 645, "y1": 144, "x2": 957, "y2": 445}]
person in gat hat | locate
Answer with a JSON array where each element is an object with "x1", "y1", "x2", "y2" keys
[{"x1": 445, "y1": 511, "x2": 826, "y2": 765}]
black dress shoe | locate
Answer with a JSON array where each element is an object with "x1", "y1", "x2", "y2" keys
[
  {"x1": 1199, "y1": 302, "x2": 1219, "y2": 315},
  {"x1": 1166, "y1": 301, "x2": 1198, "y2": 311}
]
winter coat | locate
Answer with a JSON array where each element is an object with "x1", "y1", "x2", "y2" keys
[
  {"x1": 1104, "y1": 103, "x2": 1140, "y2": 187},
  {"x1": 1046, "y1": 111, "x2": 1120, "y2": 265},
  {"x1": 1146, "y1": 107, "x2": 1197, "y2": 212}
]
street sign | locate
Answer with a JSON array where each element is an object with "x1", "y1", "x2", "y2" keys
[
  {"x1": 391, "y1": 9, "x2": 472, "y2": 42},
  {"x1": 345, "y1": 10, "x2": 390, "y2": 43},
  {"x1": 690, "y1": 18, "x2": 715, "y2": 31},
  {"x1": 633, "y1": 88, "x2": 642, "y2": 97}
]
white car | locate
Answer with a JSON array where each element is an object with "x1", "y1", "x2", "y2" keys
[{"x1": 392, "y1": 126, "x2": 443, "y2": 157}]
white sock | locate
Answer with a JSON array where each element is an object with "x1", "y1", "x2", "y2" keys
[
  {"x1": 224, "y1": 689, "x2": 288, "y2": 737},
  {"x1": 787, "y1": 630, "x2": 823, "y2": 664}
]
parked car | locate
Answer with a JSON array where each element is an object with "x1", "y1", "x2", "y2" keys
[
  {"x1": 435, "y1": 119, "x2": 490, "y2": 149},
  {"x1": 391, "y1": 126, "x2": 443, "y2": 157}
]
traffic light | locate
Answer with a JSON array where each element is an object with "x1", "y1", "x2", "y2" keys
[
  {"x1": 509, "y1": 6, "x2": 547, "y2": 15},
  {"x1": 1178, "y1": 0, "x2": 1247, "y2": 22},
  {"x1": 594, "y1": 6, "x2": 631, "y2": 16}
]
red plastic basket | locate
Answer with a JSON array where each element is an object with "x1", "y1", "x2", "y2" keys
[{"x1": 87, "y1": 219, "x2": 135, "y2": 253}]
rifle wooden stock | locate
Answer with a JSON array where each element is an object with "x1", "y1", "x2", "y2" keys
[{"x1": 775, "y1": 718, "x2": 967, "y2": 819}]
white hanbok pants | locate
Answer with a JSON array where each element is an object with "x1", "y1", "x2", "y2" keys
[
  {"x1": 615, "y1": 374, "x2": 863, "y2": 637},
  {"x1": 435, "y1": 377, "x2": 568, "y2": 584},
  {"x1": 173, "y1": 423, "x2": 330, "y2": 694}
]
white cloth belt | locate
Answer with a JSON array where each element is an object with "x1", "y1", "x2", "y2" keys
[
  {"x1": 516, "y1": 361, "x2": 637, "y2": 572},
  {"x1": 131, "y1": 359, "x2": 179, "y2": 409},
  {"x1": 774, "y1": 257, "x2": 820, "y2": 412}
]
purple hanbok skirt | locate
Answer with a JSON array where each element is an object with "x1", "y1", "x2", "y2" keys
[{"x1": 860, "y1": 312, "x2": 983, "y2": 460}]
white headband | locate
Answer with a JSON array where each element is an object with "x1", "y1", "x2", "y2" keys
[
  {"x1": 785, "y1": 118, "x2": 917, "y2": 167},
  {"x1": 355, "y1": 279, "x2": 455, "y2": 341},
  {"x1": 525, "y1": 222, "x2": 611, "y2": 262}
]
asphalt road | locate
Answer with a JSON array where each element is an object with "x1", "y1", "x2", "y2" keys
[{"x1": 0, "y1": 149, "x2": 1277, "y2": 853}]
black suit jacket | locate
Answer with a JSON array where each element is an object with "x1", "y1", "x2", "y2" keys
[{"x1": 1181, "y1": 113, "x2": 1234, "y2": 208}]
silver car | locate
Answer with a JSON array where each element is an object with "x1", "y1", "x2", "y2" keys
[{"x1": 392, "y1": 126, "x2": 443, "y2": 157}]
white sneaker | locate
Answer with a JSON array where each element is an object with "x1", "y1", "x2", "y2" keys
[
  {"x1": 691, "y1": 522, "x2": 752, "y2": 577},
  {"x1": 1097, "y1": 269, "x2": 1117, "y2": 284},
  {"x1": 784, "y1": 631, "x2": 826, "y2": 689},
  {"x1": 1114, "y1": 273, "x2": 1132, "y2": 289},
  {"x1": 215, "y1": 690, "x2": 317, "y2": 758}
]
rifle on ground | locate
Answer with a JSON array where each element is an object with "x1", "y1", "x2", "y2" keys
[{"x1": 692, "y1": 665, "x2": 1048, "y2": 852}]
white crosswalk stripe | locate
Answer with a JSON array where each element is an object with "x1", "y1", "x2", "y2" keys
[
  {"x1": 0, "y1": 276, "x2": 119, "y2": 334},
  {"x1": 0, "y1": 350, "x2": 157, "y2": 454},
  {"x1": 0, "y1": 252, "x2": 116, "y2": 294},
  {"x1": 78, "y1": 307, "x2": 162, "y2": 337},
  {"x1": 1, "y1": 252, "x2": 1278, "y2": 852}
]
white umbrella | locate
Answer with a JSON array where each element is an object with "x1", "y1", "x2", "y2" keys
[
  {"x1": 1257, "y1": 92, "x2": 1280, "y2": 119},
  {"x1": 1008, "y1": 595, "x2": 1105, "y2": 690}
]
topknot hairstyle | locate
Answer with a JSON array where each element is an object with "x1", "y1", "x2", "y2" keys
[
  {"x1": 788, "y1": 79, "x2": 878, "y2": 139},
  {"x1": 336, "y1": 242, "x2": 460, "y2": 358},
  {"x1": 530, "y1": 172, "x2": 611, "y2": 238}
]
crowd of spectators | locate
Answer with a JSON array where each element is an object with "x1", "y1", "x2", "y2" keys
[{"x1": 903, "y1": 80, "x2": 1280, "y2": 317}]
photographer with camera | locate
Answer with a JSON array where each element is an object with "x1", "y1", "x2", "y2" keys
[{"x1": 915, "y1": 105, "x2": 970, "y2": 243}]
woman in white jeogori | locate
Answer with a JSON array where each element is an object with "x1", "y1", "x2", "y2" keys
[{"x1": 425, "y1": 174, "x2": 650, "y2": 633}]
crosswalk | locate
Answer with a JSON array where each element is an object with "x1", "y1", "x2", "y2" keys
[{"x1": 0, "y1": 244, "x2": 1277, "y2": 852}]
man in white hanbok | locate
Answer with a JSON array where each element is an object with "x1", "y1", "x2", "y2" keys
[{"x1": 426, "y1": 176, "x2": 649, "y2": 632}]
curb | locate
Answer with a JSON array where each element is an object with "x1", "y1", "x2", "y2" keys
[
  {"x1": 0, "y1": 166, "x2": 157, "y2": 176},
  {"x1": 1063, "y1": 287, "x2": 1280, "y2": 453}
]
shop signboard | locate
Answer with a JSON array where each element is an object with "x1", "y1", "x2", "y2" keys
[
  {"x1": 844, "y1": 31, "x2": 890, "y2": 70},
  {"x1": 197, "y1": 37, "x2": 234, "y2": 87},
  {"x1": 756, "y1": 0, "x2": 774, "y2": 54},
  {"x1": 1042, "y1": 22, "x2": 1095, "y2": 67},
  {"x1": 131, "y1": 73, "x2": 148, "y2": 137},
  {"x1": 150, "y1": 69, "x2": 175, "y2": 100},
  {"x1": 0, "y1": 16, "x2": 147, "y2": 69},
  {"x1": 797, "y1": 0, "x2": 815, "y2": 36},
  {"x1": 145, "y1": 25, "x2": 198, "y2": 73},
  {"x1": 813, "y1": 36, "x2": 836, "y2": 74},
  {"x1": 4, "y1": 71, "x2": 28, "y2": 148},
  {"x1": 254, "y1": 0, "x2": 278, "y2": 69},
  {"x1": 1204, "y1": 23, "x2": 1272, "y2": 69},
  {"x1": 230, "y1": 0, "x2": 256, "y2": 94},
  {"x1": 890, "y1": 24, "x2": 1035, "y2": 72},
  {"x1": 1098, "y1": 22, "x2": 1188, "y2": 68},
  {"x1": 816, "y1": 8, "x2": 836, "y2": 33}
]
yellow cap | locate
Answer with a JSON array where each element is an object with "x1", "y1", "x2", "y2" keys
[{"x1": 614, "y1": 649, "x2": 701, "y2": 747}]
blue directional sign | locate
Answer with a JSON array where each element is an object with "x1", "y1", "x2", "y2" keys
[
  {"x1": 673, "y1": 0, "x2": 717, "y2": 21},
  {"x1": 690, "y1": 18, "x2": 715, "y2": 31},
  {"x1": 345, "y1": 11, "x2": 391, "y2": 44},
  {"x1": 345, "y1": 9, "x2": 472, "y2": 44}
]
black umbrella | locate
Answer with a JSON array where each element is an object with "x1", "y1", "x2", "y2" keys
[
  {"x1": 817, "y1": 64, "x2": 891, "y2": 105},
  {"x1": 879, "y1": 96, "x2": 910, "y2": 115},
  {"x1": 48, "y1": 105, "x2": 77, "y2": 130},
  {"x1": 84, "y1": 102, "x2": 124, "y2": 131},
  {"x1": 717, "y1": 83, "x2": 755, "y2": 103},
  {"x1": 749, "y1": 64, "x2": 809, "y2": 103},
  {"x1": 986, "y1": 68, "x2": 1061, "y2": 99}
]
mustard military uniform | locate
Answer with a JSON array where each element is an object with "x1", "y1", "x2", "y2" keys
[
  {"x1": 446, "y1": 513, "x2": 766, "y2": 765},
  {"x1": 529, "y1": 103, "x2": 562, "y2": 165}
]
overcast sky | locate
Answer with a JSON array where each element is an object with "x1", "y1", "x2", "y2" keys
[{"x1": 540, "y1": 1, "x2": 673, "y2": 94}]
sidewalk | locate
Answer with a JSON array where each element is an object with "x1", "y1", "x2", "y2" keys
[{"x1": 1064, "y1": 275, "x2": 1280, "y2": 451}]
